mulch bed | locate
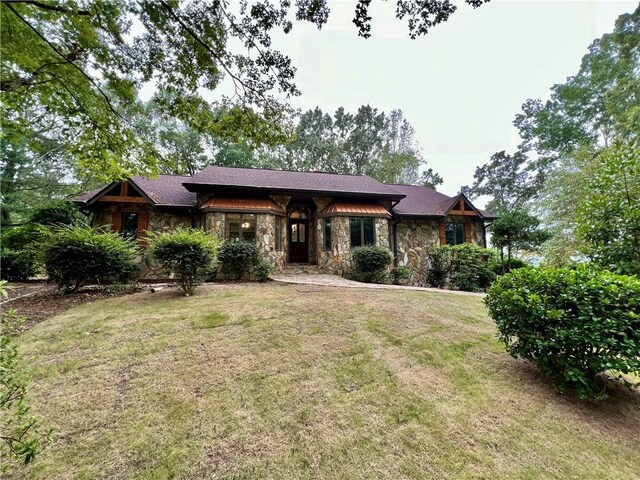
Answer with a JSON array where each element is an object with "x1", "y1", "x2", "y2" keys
[{"x1": 1, "y1": 281, "x2": 152, "y2": 333}]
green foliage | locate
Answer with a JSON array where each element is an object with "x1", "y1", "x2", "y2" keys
[
  {"x1": 254, "y1": 259, "x2": 274, "y2": 283},
  {"x1": 392, "y1": 265, "x2": 411, "y2": 285},
  {"x1": 29, "y1": 200, "x2": 86, "y2": 227},
  {"x1": 448, "y1": 244, "x2": 495, "y2": 292},
  {"x1": 0, "y1": 282, "x2": 52, "y2": 473},
  {"x1": 489, "y1": 210, "x2": 551, "y2": 268},
  {"x1": 148, "y1": 229, "x2": 219, "y2": 295},
  {"x1": 217, "y1": 240, "x2": 261, "y2": 280},
  {"x1": 463, "y1": 151, "x2": 542, "y2": 214},
  {"x1": 1, "y1": 224, "x2": 52, "y2": 252},
  {"x1": 0, "y1": 249, "x2": 38, "y2": 281},
  {"x1": 485, "y1": 266, "x2": 640, "y2": 399},
  {"x1": 420, "y1": 244, "x2": 494, "y2": 291},
  {"x1": 43, "y1": 226, "x2": 138, "y2": 293},
  {"x1": 348, "y1": 246, "x2": 392, "y2": 284},
  {"x1": 284, "y1": 106, "x2": 441, "y2": 185},
  {"x1": 576, "y1": 140, "x2": 640, "y2": 276},
  {"x1": 488, "y1": 257, "x2": 527, "y2": 276},
  {"x1": 514, "y1": 6, "x2": 640, "y2": 169},
  {"x1": 420, "y1": 245, "x2": 452, "y2": 288},
  {"x1": 1, "y1": 1, "x2": 480, "y2": 185}
]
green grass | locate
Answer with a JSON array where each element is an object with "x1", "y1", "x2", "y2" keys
[{"x1": 10, "y1": 283, "x2": 640, "y2": 479}]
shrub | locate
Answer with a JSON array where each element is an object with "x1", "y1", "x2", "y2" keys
[
  {"x1": 1, "y1": 282, "x2": 52, "y2": 473},
  {"x1": 0, "y1": 250, "x2": 38, "y2": 281},
  {"x1": 349, "y1": 246, "x2": 392, "y2": 283},
  {"x1": 44, "y1": 226, "x2": 138, "y2": 293},
  {"x1": 489, "y1": 257, "x2": 528, "y2": 275},
  {"x1": 392, "y1": 265, "x2": 411, "y2": 285},
  {"x1": 148, "y1": 229, "x2": 219, "y2": 295},
  {"x1": 254, "y1": 259, "x2": 273, "y2": 282},
  {"x1": 448, "y1": 244, "x2": 495, "y2": 292},
  {"x1": 420, "y1": 245, "x2": 452, "y2": 288},
  {"x1": 485, "y1": 266, "x2": 640, "y2": 399},
  {"x1": 1, "y1": 224, "x2": 52, "y2": 252},
  {"x1": 29, "y1": 200, "x2": 86, "y2": 227},
  {"x1": 420, "y1": 244, "x2": 494, "y2": 291},
  {"x1": 217, "y1": 240, "x2": 260, "y2": 280}
]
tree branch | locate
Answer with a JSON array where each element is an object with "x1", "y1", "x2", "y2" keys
[
  {"x1": 4, "y1": 3, "x2": 126, "y2": 123},
  {"x1": 1, "y1": 0, "x2": 91, "y2": 16}
]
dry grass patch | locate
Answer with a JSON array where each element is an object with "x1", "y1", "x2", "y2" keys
[{"x1": 8, "y1": 283, "x2": 640, "y2": 479}]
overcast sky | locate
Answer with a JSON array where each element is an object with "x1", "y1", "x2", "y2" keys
[{"x1": 264, "y1": 0, "x2": 636, "y2": 203}]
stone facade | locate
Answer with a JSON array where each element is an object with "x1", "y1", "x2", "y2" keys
[{"x1": 89, "y1": 198, "x2": 487, "y2": 282}]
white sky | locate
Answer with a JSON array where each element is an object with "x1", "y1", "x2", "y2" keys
[{"x1": 265, "y1": 0, "x2": 636, "y2": 203}]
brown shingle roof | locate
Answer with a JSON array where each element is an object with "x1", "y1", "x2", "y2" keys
[
  {"x1": 184, "y1": 166, "x2": 403, "y2": 199},
  {"x1": 74, "y1": 175, "x2": 196, "y2": 208},
  {"x1": 390, "y1": 185, "x2": 495, "y2": 219},
  {"x1": 390, "y1": 185, "x2": 454, "y2": 216},
  {"x1": 319, "y1": 201, "x2": 391, "y2": 218},
  {"x1": 201, "y1": 198, "x2": 285, "y2": 215},
  {"x1": 130, "y1": 175, "x2": 195, "y2": 206}
]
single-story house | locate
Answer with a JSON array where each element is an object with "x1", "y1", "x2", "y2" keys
[{"x1": 74, "y1": 166, "x2": 495, "y2": 281}]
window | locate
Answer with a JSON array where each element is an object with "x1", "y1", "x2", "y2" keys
[
  {"x1": 350, "y1": 218, "x2": 375, "y2": 248},
  {"x1": 291, "y1": 223, "x2": 305, "y2": 242},
  {"x1": 122, "y1": 213, "x2": 139, "y2": 239},
  {"x1": 445, "y1": 223, "x2": 465, "y2": 245},
  {"x1": 225, "y1": 213, "x2": 256, "y2": 241},
  {"x1": 275, "y1": 217, "x2": 283, "y2": 251},
  {"x1": 323, "y1": 218, "x2": 332, "y2": 251}
]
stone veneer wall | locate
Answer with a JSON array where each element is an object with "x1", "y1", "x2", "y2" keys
[
  {"x1": 203, "y1": 211, "x2": 286, "y2": 271},
  {"x1": 395, "y1": 219, "x2": 440, "y2": 285},
  {"x1": 92, "y1": 204, "x2": 192, "y2": 279},
  {"x1": 316, "y1": 216, "x2": 391, "y2": 274}
]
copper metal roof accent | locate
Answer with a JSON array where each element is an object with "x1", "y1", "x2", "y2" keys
[
  {"x1": 200, "y1": 197, "x2": 285, "y2": 215},
  {"x1": 318, "y1": 201, "x2": 391, "y2": 218}
]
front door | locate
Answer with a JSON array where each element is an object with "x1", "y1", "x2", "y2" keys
[{"x1": 289, "y1": 211, "x2": 308, "y2": 263}]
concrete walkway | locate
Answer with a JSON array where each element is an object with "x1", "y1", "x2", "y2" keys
[{"x1": 270, "y1": 273, "x2": 486, "y2": 297}]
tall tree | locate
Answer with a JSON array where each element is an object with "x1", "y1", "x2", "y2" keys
[
  {"x1": 576, "y1": 140, "x2": 640, "y2": 276},
  {"x1": 514, "y1": 5, "x2": 640, "y2": 171},
  {"x1": 463, "y1": 150, "x2": 543, "y2": 215},
  {"x1": 284, "y1": 105, "x2": 440, "y2": 184}
]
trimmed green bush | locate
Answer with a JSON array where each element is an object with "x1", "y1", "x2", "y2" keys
[
  {"x1": 0, "y1": 250, "x2": 38, "y2": 281},
  {"x1": 392, "y1": 265, "x2": 411, "y2": 285},
  {"x1": 348, "y1": 246, "x2": 392, "y2": 284},
  {"x1": 217, "y1": 240, "x2": 261, "y2": 280},
  {"x1": 148, "y1": 229, "x2": 219, "y2": 295},
  {"x1": 420, "y1": 244, "x2": 494, "y2": 292},
  {"x1": 44, "y1": 226, "x2": 138, "y2": 293},
  {"x1": 448, "y1": 243, "x2": 495, "y2": 292},
  {"x1": 485, "y1": 266, "x2": 640, "y2": 399},
  {"x1": 254, "y1": 259, "x2": 273, "y2": 282},
  {"x1": 420, "y1": 245, "x2": 452, "y2": 288}
]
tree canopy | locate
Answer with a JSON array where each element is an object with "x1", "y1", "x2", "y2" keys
[{"x1": 1, "y1": 0, "x2": 489, "y2": 180}]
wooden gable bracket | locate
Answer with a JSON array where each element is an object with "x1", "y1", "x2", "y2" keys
[{"x1": 448, "y1": 196, "x2": 477, "y2": 217}]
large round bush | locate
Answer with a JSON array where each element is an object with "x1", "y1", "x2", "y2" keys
[
  {"x1": 348, "y1": 246, "x2": 392, "y2": 284},
  {"x1": 485, "y1": 266, "x2": 640, "y2": 399},
  {"x1": 148, "y1": 229, "x2": 219, "y2": 295},
  {"x1": 44, "y1": 227, "x2": 138, "y2": 293},
  {"x1": 217, "y1": 240, "x2": 261, "y2": 280}
]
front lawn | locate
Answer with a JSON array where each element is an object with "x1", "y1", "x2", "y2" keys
[{"x1": 11, "y1": 284, "x2": 640, "y2": 479}]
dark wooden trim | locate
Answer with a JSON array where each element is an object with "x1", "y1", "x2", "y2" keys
[{"x1": 100, "y1": 195, "x2": 148, "y2": 204}]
